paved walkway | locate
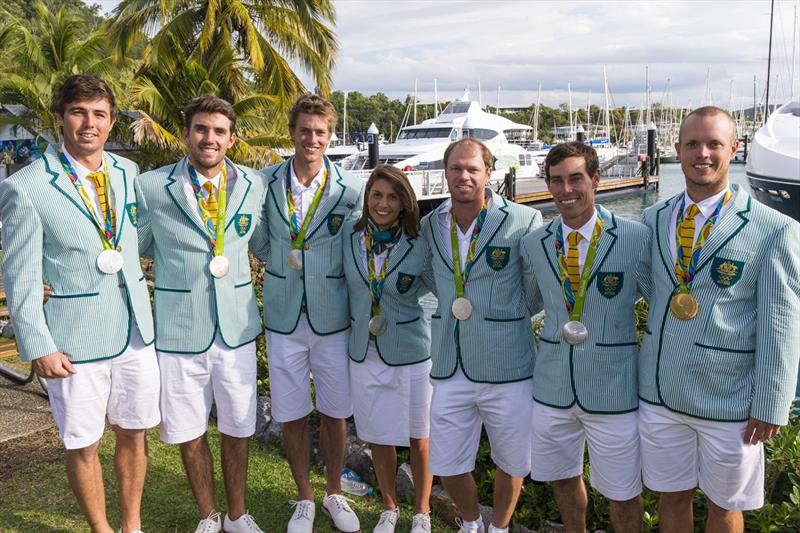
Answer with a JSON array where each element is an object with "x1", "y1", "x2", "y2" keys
[{"x1": 0, "y1": 373, "x2": 53, "y2": 443}]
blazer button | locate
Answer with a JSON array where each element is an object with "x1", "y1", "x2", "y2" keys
[
  {"x1": 118, "y1": 283, "x2": 126, "y2": 289},
  {"x1": 304, "y1": 243, "x2": 310, "y2": 251},
  {"x1": 301, "y1": 304, "x2": 307, "y2": 314}
]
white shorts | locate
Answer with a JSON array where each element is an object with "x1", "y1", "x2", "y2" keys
[
  {"x1": 158, "y1": 337, "x2": 257, "y2": 444},
  {"x1": 266, "y1": 315, "x2": 351, "y2": 422},
  {"x1": 429, "y1": 369, "x2": 533, "y2": 478},
  {"x1": 531, "y1": 402, "x2": 641, "y2": 501},
  {"x1": 639, "y1": 402, "x2": 764, "y2": 510},
  {"x1": 350, "y1": 343, "x2": 432, "y2": 446},
  {"x1": 46, "y1": 327, "x2": 160, "y2": 450}
]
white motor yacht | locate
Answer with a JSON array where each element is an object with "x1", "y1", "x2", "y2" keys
[{"x1": 746, "y1": 100, "x2": 800, "y2": 221}]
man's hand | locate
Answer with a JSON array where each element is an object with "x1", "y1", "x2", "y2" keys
[
  {"x1": 43, "y1": 283, "x2": 52, "y2": 304},
  {"x1": 31, "y1": 351, "x2": 76, "y2": 379},
  {"x1": 743, "y1": 417, "x2": 781, "y2": 445}
]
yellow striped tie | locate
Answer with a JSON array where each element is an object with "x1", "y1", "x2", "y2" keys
[
  {"x1": 203, "y1": 181, "x2": 218, "y2": 224},
  {"x1": 567, "y1": 230, "x2": 582, "y2": 287},
  {"x1": 678, "y1": 204, "x2": 699, "y2": 272},
  {"x1": 86, "y1": 171, "x2": 115, "y2": 231}
]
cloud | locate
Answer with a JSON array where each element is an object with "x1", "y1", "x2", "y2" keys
[{"x1": 330, "y1": 0, "x2": 799, "y2": 108}]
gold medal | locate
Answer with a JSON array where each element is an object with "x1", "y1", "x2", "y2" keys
[{"x1": 670, "y1": 292, "x2": 700, "y2": 320}]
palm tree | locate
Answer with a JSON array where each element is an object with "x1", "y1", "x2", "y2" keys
[
  {"x1": 109, "y1": 0, "x2": 338, "y2": 98},
  {"x1": 0, "y1": 2, "x2": 130, "y2": 142}
]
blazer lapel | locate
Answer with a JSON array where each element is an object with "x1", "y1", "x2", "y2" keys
[
  {"x1": 107, "y1": 152, "x2": 128, "y2": 243},
  {"x1": 695, "y1": 185, "x2": 751, "y2": 272},
  {"x1": 267, "y1": 161, "x2": 291, "y2": 229},
  {"x1": 656, "y1": 194, "x2": 681, "y2": 283},
  {"x1": 165, "y1": 158, "x2": 209, "y2": 240},
  {"x1": 45, "y1": 146, "x2": 96, "y2": 227},
  {"x1": 472, "y1": 190, "x2": 509, "y2": 262},
  {"x1": 350, "y1": 229, "x2": 369, "y2": 286},
  {"x1": 538, "y1": 218, "x2": 560, "y2": 282},
  {"x1": 428, "y1": 201, "x2": 454, "y2": 273},
  {"x1": 223, "y1": 161, "x2": 253, "y2": 232},
  {"x1": 307, "y1": 159, "x2": 346, "y2": 237},
  {"x1": 385, "y1": 235, "x2": 414, "y2": 278},
  {"x1": 588, "y1": 205, "x2": 618, "y2": 280}
]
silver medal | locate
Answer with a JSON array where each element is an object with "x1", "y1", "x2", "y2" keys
[
  {"x1": 287, "y1": 249, "x2": 303, "y2": 270},
  {"x1": 562, "y1": 321, "x2": 589, "y2": 346},
  {"x1": 209, "y1": 256, "x2": 230, "y2": 278},
  {"x1": 368, "y1": 315, "x2": 389, "y2": 336},
  {"x1": 96, "y1": 249, "x2": 124, "y2": 274},
  {"x1": 451, "y1": 297, "x2": 473, "y2": 320}
]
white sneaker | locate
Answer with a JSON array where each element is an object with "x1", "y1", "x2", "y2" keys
[
  {"x1": 287, "y1": 500, "x2": 315, "y2": 533},
  {"x1": 195, "y1": 511, "x2": 222, "y2": 533},
  {"x1": 322, "y1": 493, "x2": 361, "y2": 533},
  {"x1": 224, "y1": 512, "x2": 264, "y2": 532},
  {"x1": 455, "y1": 516, "x2": 485, "y2": 533},
  {"x1": 117, "y1": 530, "x2": 144, "y2": 533},
  {"x1": 373, "y1": 508, "x2": 399, "y2": 533},
  {"x1": 411, "y1": 513, "x2": 431, "y2": 533},
  {"x1": 487, "y1": 525, "x2": 508, "y2": 533}
]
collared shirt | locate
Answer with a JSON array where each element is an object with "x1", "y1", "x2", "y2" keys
[
  {"x1": 181, "y1": 157, "x2": 235, "y2": 219},
  {"x1": 437, "y1": 190, "x2": 493, "y2": 271},
  {"x1": 290, "y1": 159, "x2": 329, "y2": 224},
  {"x1": 561, "y1": 208, "x2": 598, "y2": 272},
  {"x1": 669, "y1": 187, "x2": 734, "y2": 261},
  {"x1": 61, "y1": 144, "x2": 110, "y2": 223}
]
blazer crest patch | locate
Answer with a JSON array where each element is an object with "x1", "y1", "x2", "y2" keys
[
  {"x1": 234, "y1": 214, "x2": 252, "y2": 236},
  {"x1": 327, "y1": 213, "x2": 345, "y2": 235},
  {"x1": 485, "y1": 246, "x2": 510, "y2": 271},
  {"x1": 396, "y1": 272, "x2": 416, "y2": 294},
  {"x1": 125, "y1": 203, "x2": 138, "y2": 227},
  {"x1": 597, "y1": 271, "x2": 624, "y2": 298},
  {"x1": 710, "y1": 257, "x2": 744, "y2": 288}
]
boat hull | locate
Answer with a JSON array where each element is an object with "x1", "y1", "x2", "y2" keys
[{"x1": 747, "y1": 173, "x2": 800, "y2": 221}]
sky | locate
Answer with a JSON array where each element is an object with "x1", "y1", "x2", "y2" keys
[{"x1": 91, "y1": 0, "x2": 800, "y2": 110}]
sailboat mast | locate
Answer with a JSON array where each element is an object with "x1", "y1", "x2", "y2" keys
[
  {"x1": 603, "y1": 65, "x2": 611, "y2": 144},
  {"x1": 343, "y1": 90, "x2": 348, "y2": 145},
  {"x1": 766, "y1": 0, "x2": 774, "y2": 121}
]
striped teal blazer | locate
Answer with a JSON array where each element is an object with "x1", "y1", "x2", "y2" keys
[
  {"x1": 343, "y1": 220, "x2": 432, "y2": 366},
  {"x1": 0, "y1": 145, "x2": 153, "y2": 362},
  {"x1": 521, "y1": 206, "x2": 650, "y2": 413},
  {"x1": 640, "y1": 185, "x2": 800, "y2": 425},
  {"x1": 136, "y1": 157, "x2": 268, "y2": 354},
  {"x1": 258, "y1": 158, "x2": 364, "y2": 335},
  {"x1": 421, "y1": 190, "x2": 542, "y2": 383}
]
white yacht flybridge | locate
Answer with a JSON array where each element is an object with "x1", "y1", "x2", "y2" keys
[{"x1": 339, "y1": 92, "x2": 540, "y2": 181}]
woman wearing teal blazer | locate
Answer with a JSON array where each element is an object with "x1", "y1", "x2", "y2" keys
[{"x1": 343, "y1": 165, "x2": 433, "y2": 533}]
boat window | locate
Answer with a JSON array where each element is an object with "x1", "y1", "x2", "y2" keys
[
  {"x1": 442, "y1": 101, "x2": 471, "y2": 115},
  {"x1": 464, "y1": 128, "x2": 498, "y2": 140},
  {"x1": 398, "y1": 128, "x2": 453, "y2": 140},
  {"x1": 505, "y1": 129, "x2": 533, "y2": 141}
]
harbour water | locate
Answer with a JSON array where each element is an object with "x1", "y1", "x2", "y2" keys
[{"x1": 536, "y1": 163, "x2": 749, "y2": 221}]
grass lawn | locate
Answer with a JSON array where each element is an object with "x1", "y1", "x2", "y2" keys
[{"x1": 0, "y1": 426, "x2": 455, "y2": 532}]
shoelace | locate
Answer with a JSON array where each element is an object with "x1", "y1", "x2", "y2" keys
[
  {"x1": 197, "y1": 511, "x2": 221, "y2": 533},
  {"x1": 377, "y1": 509, "x2": 398, "y2": 526},
  {"x1": 326, "y1": 494, "x2": 355, "y2": 512},
  {"x1": 412, "y1": 513, "x2": 431, "y2": 531},
  {"x1": 233, "y1": 513, "x2": 262, "y2": 532},
  {"x1": 454, "y1": 517, "x2": 479, "y2": 533},
  {"x1": 289, "y1": 500, "x2": 313, "y2": 520}
]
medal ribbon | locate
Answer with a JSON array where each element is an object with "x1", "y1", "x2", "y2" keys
[
  {"x1": 450, "y1": 200, "x2": 488, "y2": 298},
  {"x1": 58, "y1": 151, "x2": 116, "y2": 250},
  {"x1": 187, "y1": 163, "x2": 227, "y2": 256},
  {"x1": 365, "y1": 226, "x2": 394, "y2": 317},
  {"x1": 555, "y1": 216, "x2": 604, "y2": 321},
  {"x1": 286, "y1": 158, "x2": 329, "y2": 250},
  {"x1": 673, "y1": 187, "x2": 732, "y2": 293}
]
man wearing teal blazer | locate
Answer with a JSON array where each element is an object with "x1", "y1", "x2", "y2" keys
[
  {"x1": 639, "y1": 107, "x2": 800, "y2": 533},
  {"x1": 421, "y1": 138, "x2": 541, "y2": 533},
  {"x1": 136, "y1": 96, "x2": 268, "y2": 533},
  {"x1": 0, "y1": 75, "x2": 159, "y2": 533},
  {"x1": 258, "y1": 94, "x2": 364, "y2": 533},
  {"x1": 521, "y1": 142, "x2": 648, "y2": 533}
]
